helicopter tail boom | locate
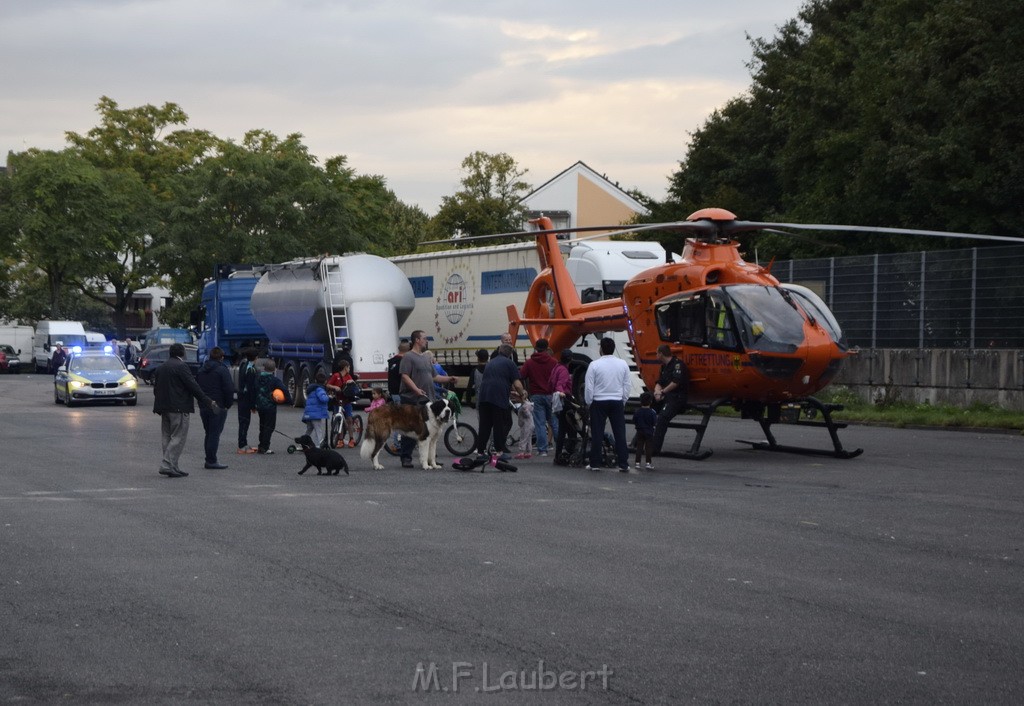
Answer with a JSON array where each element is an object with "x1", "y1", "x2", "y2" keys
[{"x1": 505, "y1": 216, "x2": 629, "y2": 351}]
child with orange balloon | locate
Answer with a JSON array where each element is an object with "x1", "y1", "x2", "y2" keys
[{"x1": 255, "y1": 359, "x2": 291, "y2": 454}]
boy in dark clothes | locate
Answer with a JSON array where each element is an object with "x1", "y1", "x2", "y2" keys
[
  {"x1": 633, "y1": 391, "x2": 658, "y2": 470},
  {"x1": 236, "y1": 348, "x2": 260, "y2": 453},
  {"x1": 463, "y1": 348, "x2": 489, "y2": 408}
]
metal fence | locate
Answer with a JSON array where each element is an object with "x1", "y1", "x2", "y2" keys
[{"x1": 774, "y1": 244, "x2": 1024, "y2": 349}]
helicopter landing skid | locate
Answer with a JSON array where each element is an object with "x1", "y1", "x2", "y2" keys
[
  {"x1": 736, "y1": 397, "x2": 864, "y2": 459},
  {"x1": 656, "y1": 403, "x2": 720, "y2": 461}
]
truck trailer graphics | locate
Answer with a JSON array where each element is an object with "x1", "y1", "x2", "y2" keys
[{"x1": 392, "y1": 239, "x2": 671, "y2": 398}]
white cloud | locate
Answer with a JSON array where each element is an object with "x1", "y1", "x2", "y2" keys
[{"x1": 0, "y1": 0, "x2": 806, "y2": 213}]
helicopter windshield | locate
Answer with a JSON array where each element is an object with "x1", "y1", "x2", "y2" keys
[
  {"x1": 722, "y1": 285, "x2": 807, "y2": 354},
  {"x1": 781, "y1": 284, "x2": 847, "y2": 350}
]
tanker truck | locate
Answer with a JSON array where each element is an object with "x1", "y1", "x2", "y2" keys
[
  {"x1": 250, "y1": 254, "x2": 415, "y2": 406},
  {"x1": 391, "y1": 238, "x2": 673, "y2": 399}
]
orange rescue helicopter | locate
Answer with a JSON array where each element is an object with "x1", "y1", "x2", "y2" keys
[{"x1": 498, "y1": 208, "x2": 1023, "y2": 460}]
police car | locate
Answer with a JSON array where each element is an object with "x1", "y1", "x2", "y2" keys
[{"x1": 54, "y1": 350, "x2": 138, "y2": 407}]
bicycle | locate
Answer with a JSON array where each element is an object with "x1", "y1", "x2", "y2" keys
[{"x1": 329, "y1": 408, "x2": 364, "y2": 449}]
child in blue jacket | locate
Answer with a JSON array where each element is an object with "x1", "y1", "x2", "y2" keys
[{"x1": 302, "y1": 371, "x2": 331, "y2": 448}]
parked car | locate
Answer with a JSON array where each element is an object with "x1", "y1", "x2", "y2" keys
[
  {"x1": 0, "y1": 344, "x2": 22, "y2": 373},
  {"x1": 141, "y1": 327, "x2": 194, "y2": 347},
  {"x1": 137, "y1": 343, "x2": 200, "y2": 384},
  {"x1": 54, "y1": 351, "x2": 137, "y2": 407}
]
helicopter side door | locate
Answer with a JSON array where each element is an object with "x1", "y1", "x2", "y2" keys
[{"x1": 655, "y1": 291, "x2": 740, "y2": 350}]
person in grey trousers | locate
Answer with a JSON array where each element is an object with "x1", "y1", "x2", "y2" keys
[{"x1": 153, "y1": 343, "x2": 218, "y2": 478}]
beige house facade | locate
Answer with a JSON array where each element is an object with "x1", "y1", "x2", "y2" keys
[{"x1": 521, "y1": 161, "x2": 649, "y2": 235}]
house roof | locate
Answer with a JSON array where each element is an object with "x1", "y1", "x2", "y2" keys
[{"x1": 522, "y1": 160, "x2": 648, "y2": 214}]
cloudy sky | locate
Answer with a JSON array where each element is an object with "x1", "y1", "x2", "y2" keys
[{"x1": 1, "y1": 0, "x2": 805, "y2": 214}]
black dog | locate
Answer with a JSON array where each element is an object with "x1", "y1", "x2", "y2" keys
[{"x1": 294, "y1": 435, "x2": 349, "y2": 476}]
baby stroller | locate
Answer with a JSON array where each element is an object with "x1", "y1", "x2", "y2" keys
[{"x1": 556, "y1": 396, "x2": 616, "y2": 468}]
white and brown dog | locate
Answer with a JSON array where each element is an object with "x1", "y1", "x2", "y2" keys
[{"x1": 359, "y1": 398, "x2": 452, "y2": 470}]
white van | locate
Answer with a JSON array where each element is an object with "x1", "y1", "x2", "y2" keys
[
  {"x1": 33, "y1": 320, "x2": 88, "y2": 373},
  {"x1": 85, "y1": 331, "x2": 115, "y2": 353},
  {"x1": 0, "y1": 323, "x2": 34, "y2": 358}
]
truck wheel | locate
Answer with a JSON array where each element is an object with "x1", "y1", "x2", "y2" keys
[
  {"x1": 295, "y1": 367, "x2": 310, "y2": 408},
  {"x1": 283, "y1": 366, "x2": 298, "y2": 406}
]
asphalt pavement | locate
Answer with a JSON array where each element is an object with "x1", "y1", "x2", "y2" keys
[{"x1": 1, "y1": 373, "x2": 1022, "y2": 704}]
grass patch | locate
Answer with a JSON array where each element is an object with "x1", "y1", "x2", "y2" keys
[{"x1": 816, "y1": 386, "x2": 1024, "y2": 431}]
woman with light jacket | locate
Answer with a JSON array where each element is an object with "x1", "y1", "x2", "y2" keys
[{"x1": 550, "y1": 349, "x2": 576, "y2": 464}]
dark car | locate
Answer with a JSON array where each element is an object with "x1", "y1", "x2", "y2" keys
[
  {"x1": 137, "y1": 343, "x2": 201, "y2": 384},
  {"x1": 0, "y1": 344, "x2": 22, "y2": 373}
]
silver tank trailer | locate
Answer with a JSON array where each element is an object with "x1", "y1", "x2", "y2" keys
[{"x1": 250, "y1": 253, "x2": 415, "y2": 356}]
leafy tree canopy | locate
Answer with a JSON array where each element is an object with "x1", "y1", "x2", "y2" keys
[
  {"x1": 429, "y1": 151, "x2": 531, "y2": 242},
  {"x1": 656, "y1": 0, "x2": 1024, "y2": 258},
  {"x1": 1, "y1": 97, "x2": 431, "y2": 330}
]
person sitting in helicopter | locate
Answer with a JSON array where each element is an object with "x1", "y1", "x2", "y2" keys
[
  {"x1": 706, "y1": 296, "x2": 737, "y2": 348},
  {"x1": 651, "y1": 344, "x2": 690, "y2": 456}
]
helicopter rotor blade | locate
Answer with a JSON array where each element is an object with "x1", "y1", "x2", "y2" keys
[
  {"x1": 418, "y1": 220, "x2": 724, "y2": 247},
  {"x1": 418, "y1": 224, "x2": 639, "y2": 247},
  {"x1": 420, "y1": 211, "x2": 1024, "y2": 248},
  {"x1": 728, "y1": 221, "x2": 1024, "y2": 244}
]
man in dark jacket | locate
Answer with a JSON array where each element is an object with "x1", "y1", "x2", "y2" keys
[
  {"x1": 50, "y1": 343, "x2": 67, "y2": 376},
  {"x1": 153, "y1": 342, "x2": 218, "y2": 478},
  {"x1": 196, "y1": 346, "x2": 235, "y2": 470},
  {"x1": 236, "y1": 348, "x2": 259, "y2": 453},
  {"x1": 387, "y1": 339, "x2": 410, "y2": 404}
]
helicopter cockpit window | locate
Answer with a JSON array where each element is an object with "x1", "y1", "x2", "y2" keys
[
  {"x1": 655, "y1": 302, "x2": 679, "y2": 341},
  {"x1": 723, "y1": 285, "x2": 806, "y2": 353},
  {"x1": 781, "y1": 284, "x2": 847, "y2": 350},
  {"x1": 705, "y1": 290, "x2": 738, "y2": 349},
  {"x1": 656, "y1": 295, "x2": 705, "y2": 344}
]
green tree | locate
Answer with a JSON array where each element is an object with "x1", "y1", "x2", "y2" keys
[
  {"x1": 156, "y1": 130, "x2": 371, "y2": 313},
  {"x1": 362, "y1": 185, "x2": 431, "y2": 257},
  {"x1": 65, "y1": 97, "x2": 218, "y2": 335},
  {"x1": 660, "y1": 0, "x2": 1024, "y2": 258},
  {"x1": 3, "y1": 149, "x2": 118, "y2": 318},
  {"x1": 430, "y1": 151, "x2": 531, "y2": 240}
]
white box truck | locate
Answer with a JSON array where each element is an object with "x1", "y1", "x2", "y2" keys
[
  {"x1": 32, "y1": 320, "x2": 88, "y2": 373},
  {"x1": 0, "y1": 323, "x2": 34, "y2": 359}
]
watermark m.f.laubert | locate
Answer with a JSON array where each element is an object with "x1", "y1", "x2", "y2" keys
[{"x1": 412, "y1": 660, "x2": 613, "y2": 693}]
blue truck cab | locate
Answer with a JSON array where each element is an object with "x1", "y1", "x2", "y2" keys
[{"x1": 193, "y1": 265, "x2": 266, "y2": 363}]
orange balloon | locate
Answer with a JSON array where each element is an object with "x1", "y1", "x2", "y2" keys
[{"x1": 272, "y1": 389, "x2": 285, "y2": 404}]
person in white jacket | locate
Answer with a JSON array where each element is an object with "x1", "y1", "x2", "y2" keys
[{"x1": 583, "y1": 337, "x2": 631, "y2": 472}]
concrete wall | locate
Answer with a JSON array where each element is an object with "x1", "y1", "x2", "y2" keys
[{"x1": 833, "y1": 349, "x2": 1024, "y2": 410}]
